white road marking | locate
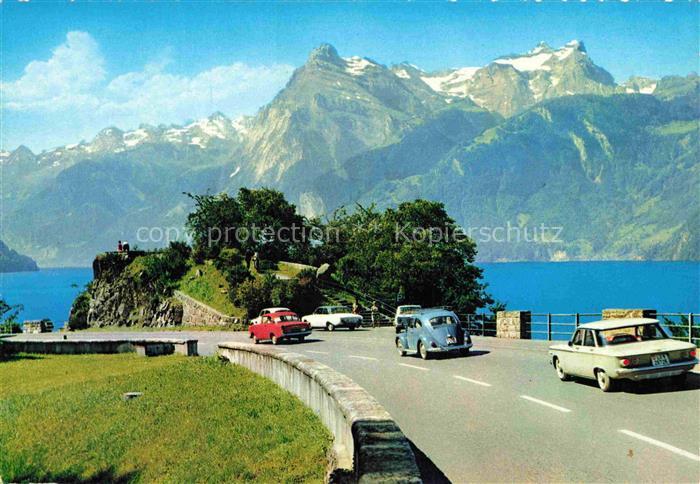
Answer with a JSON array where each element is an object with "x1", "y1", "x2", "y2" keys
[
  {"x1": 619, "y1": 429, "x2": 700, "y2": 462},
  {"x1": 453, "y1": 375, "x2": 492, "y2": 387},
  {"x1": 399, "y1": 363, "x2": 429, "y2": 371},
  {"x1": 519, "y1": 395, "x2": 572, "y2": 413},
  {"x1": 305, "y1": 350, "x2": 329, "y2": 355},
  {"x1": 348, "y1": 355, "x2": 379, "y2": 361}
]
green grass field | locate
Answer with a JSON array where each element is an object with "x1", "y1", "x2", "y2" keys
[
  {"x1": 0, "y1": 354, "x2": 331, "y2": 483},
  {"x1": 177, "y1": 263, "x2": 246, "y2": 319}
]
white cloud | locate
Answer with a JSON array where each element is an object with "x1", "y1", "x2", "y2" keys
[
  {"x1": 2, "y1": 31, "x2": 294, "y2": 150},
  {"x1": 2, "y1": 31, "x2": 105, "y2": 111}
]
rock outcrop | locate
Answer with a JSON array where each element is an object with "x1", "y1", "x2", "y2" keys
[{"x1": 69, "y1": 253, "x2": 184, "y2": 329}]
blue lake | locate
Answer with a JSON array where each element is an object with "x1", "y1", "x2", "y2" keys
[
  {"x1": 479, "y1": 261, "x2": 699, "y2": 314},
  {"x1": 0, "y1": 261, "x2": 697, "y2": 331},
  {"x1": 1, "y1": 268, "x2": 93, "y2": 330}
]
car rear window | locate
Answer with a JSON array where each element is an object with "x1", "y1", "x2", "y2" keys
[
  {"x1": 600, "y1": 323, "x2": 669, "y2": 345},
  {"x1": 429, "y1": 315, "x2": 458, "y2": 327}
]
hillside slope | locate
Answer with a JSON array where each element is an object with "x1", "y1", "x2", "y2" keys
[
  {"x1": 369, "y1": 94, "x2": 699, "y2": 261},
  {"x1": 0, "y1": 240, "x2": 38, "y2": 272}
]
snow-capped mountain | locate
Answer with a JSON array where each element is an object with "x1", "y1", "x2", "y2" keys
[
  {"x1": 2, "y1": 112, "x2": 251, "y2": 183},
  {"x1": 79, "y1": 112, "x2": 249, "y2": 154},
  {"x1": 4, "y1": 41, "x2": 697, "y2": 266},
  {"x1": 402, "y1": 40, "x2": 619, "y2": 116},
  {"x1": 623, "y1": 76, "x2": 658, "y2": 94}
]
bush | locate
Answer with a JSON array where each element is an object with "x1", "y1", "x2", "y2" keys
[
  {"x1": 215, "y1": 248, "x2": 251, "y2": 290},
  {"x1": 255, "y1": 259, "x2": 277, "y2": 273},
  {"x1": 234, "y1": 275, "x2": 278, "y2": 318},
  {"x1": 0, "y1": 299, "x2": 23, "y2": 334},
  {"x1": 233, "y1": 270, "x2": 322, "y2": 319},
  {"x1": 285, "y1": 269, "x2": 323, "y2": 316},
  {"x1": 67, "y1": 287, "x2": 92, "y2": 331},
  {"x1": 138, "y1": 242, "x2": 191, "y2": 296}
]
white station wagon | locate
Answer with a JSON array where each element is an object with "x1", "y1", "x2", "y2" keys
[{"x1": 549, "y1": 318, "x2": 698, "y2": 392}]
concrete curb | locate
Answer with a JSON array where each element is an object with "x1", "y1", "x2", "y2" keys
[{"x1": 217, "y1": 342, "x2": 421, "y2": 483}]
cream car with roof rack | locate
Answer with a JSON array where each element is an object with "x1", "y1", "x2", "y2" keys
[{"x1": 549, "y1": 318, "x2": 698, "y2": 392}]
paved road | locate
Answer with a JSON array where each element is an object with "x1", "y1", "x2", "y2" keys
[{"x1": 12, "y1": 329, "x2": 700, "y2": 482}]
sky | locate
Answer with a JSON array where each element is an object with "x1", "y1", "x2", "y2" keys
[{"x1": 2, "y1": 1, "x2": 698, "y2": 152}]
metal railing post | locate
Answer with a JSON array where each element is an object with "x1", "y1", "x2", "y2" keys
[
  {"x1": 575, "y1": 313, "x2": 580, "y2": 328},
  {"x1": 689, "y1": 313, "x2": 694, "y2": 343},
  {"x1": 547, "y1": 313, "x2": 552, "y2": 341}
]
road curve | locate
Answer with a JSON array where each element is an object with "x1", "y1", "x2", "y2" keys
[{"x1": 12, "y1": 328, "x2": 700, "y2": 482}]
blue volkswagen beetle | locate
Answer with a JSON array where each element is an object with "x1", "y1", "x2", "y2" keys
[{"x1": 395, "y1": 308, "x2": 472, "y2": 359}]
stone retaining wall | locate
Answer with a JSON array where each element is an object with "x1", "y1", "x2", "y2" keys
[
  {"x1": 217, "y1": 342, "x2": 421, "y2": 483},
  {"x1": 1, "y1": 338, "x2": 198, "y2": 357},
  {"x1": 174, "y1": 291, "x2": 241, "y2": 326}
]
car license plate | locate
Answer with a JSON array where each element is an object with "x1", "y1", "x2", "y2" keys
[
  {"x1": 446, "y1": 336, "x2": 456, "y2": 345},
  {"x1": 651, "y1": 353, "x2": 670, "y2": 367}
]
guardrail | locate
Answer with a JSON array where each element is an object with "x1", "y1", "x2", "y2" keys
[
  {"x1": 217, "y1": 342, "x2": 421, "y2": 483},
  {"x1": 456, "y1": 312, "x2": 699, "y2": 344}
]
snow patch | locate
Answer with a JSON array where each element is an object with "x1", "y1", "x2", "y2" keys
[
  {"x1": 639, "y1": 83, "x2": 657, "y2": 94},
  {"x1": 421, "y1": 67, "x2": 479, "y2": 96},
  {"x1": 494, "y1": 52, "x2": 553, "y2": 72},
  {"x1": 186, "y1": 117, "x2": 228, "y2": 139},
  {"x1": 232, "y1": 116, "x2": 250, "y2": 136},
  {"x1": 229, "y1": 166, "x2": 241, "y2": 178},
  {"x1": 394, "y1": 69, "x2": 411, "y2": 79},
  {"x1": 189, "y1": 137, "x2": 204, "y2": 148},
  {"x1": 344, "y1": 56, "x2": 377, "y2": 76},
  {"x1": 124, "y1": 128, "x2": 149, "y2": 147},
  {"x1": 165, "y1": 127, "x2": 187, "y2": 143}
]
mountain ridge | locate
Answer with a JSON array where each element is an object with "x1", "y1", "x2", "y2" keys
[
  {"x1": 0, "y1": 240, "x2": 39, "y2": 272},
  {"x1": 3, "y1": 41, "x2": 698, "y2": 266}
]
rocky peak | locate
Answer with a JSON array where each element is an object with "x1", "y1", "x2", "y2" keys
[
  {"x1": 8, "y1": 145, "x2": 36, "y2": 165},
  {"x1": 307, "y1": 43, "x2": 343, "y2": 66},
  {"x1": 565, "y1": 40, "x2": 586, "y2": 53},
  {"x1": 90, "y1": 127, "x2": 125, "y2": 152},
  {"x1": 529, "y1": 41, "x2": 553, "y2": 55},
  {"x1": 208, "y1": 111, "x2": 230, "y2": 122}
]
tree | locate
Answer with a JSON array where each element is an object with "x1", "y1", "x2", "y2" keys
[
  {"x1": 185, "y1": 189, "x2": 308, "y2": 264},
  {"x1": 328, "y1": 200, "x2": 492, "y2": 312},
  {"x1": 0, "y1": 299, "x2": 23, "y2": 334},
  {"x1": 185, "y1": 192, "x2": 243, "y2": 260},
  {"x1": 236, "y1": 187, "x2": 307, "y2": 263}
]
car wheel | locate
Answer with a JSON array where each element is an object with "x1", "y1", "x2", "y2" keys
[
  {"x1": 460, "y1": 348, "x2": 470, "y2": 357},
  {"x1": 297, "y1": 337, "x2": 305, "y2": 343},
  {"x1": 418, "y1": 341, "x2": 430, "y2": 360},
  {"x1": 396, "y1": 339, "x2": 406, "y2": 357},
  {"x1": 253, "y1": 336, "x2": 259, "y2": 345},
  {"x1": 326, "y1": 322, "x2": 335, "y2": 332},
  {"x1": 348, "y1": 325, "x2": 356, "y2": 331},
  {"x1": 271, "y1": 334, "x2": 280, "y2": 345},
  {"x1": 554, "y1": 357, "x2": 571, "y2": 381},
  {"x1": 249, "y1": 332, "x2": 253, "y2": 339},
  {"x1": 596, "y1": 369, "x2": 615, "y2": 392}
]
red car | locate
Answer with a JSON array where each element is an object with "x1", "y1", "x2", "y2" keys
[{"x1": 248, "y1": 311, "x2": 312, "y2": 345}]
